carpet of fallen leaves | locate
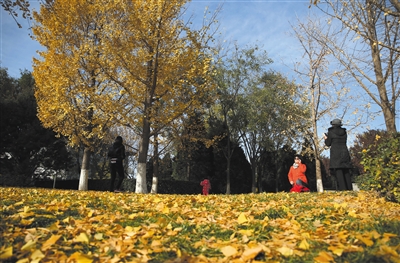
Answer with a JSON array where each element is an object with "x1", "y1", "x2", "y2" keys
[{"x1": 1, "y1": 188, "x2": 400, "y2": 263}]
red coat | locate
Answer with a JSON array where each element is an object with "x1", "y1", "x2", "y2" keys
[
  {"x1": 288, "y1": 163, "x2": 308, "y2": 185},
  {"x1": 200, "y1": 179, "x2": 211, "y2": 195}
]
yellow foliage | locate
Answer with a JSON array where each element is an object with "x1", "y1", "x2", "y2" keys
[{"x1": 32, "y1": 0, "x2": 216, "y2": 149}]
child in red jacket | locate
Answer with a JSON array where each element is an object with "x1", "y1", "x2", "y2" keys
[
  {"x1": 200, "y1": 178, "x2": 211, "y2": 195},
  {"x1": 288, "y1": 154, "x2": 310, "y2": 192}
]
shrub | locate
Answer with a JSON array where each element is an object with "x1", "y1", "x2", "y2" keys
[{"x1": 359, "y1": 133, "x2": 400, "y2": 202}]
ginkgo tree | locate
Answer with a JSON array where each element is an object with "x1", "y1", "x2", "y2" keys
[
  {"x1": 32, "y1": 0, "x2": 125, "y2": 190},
  {"x1": 32, "y1": 0, "x2": 218, "y2": 192},
  {"x1": 97, "y1": 0, "x2": 218, "y2": 193}
]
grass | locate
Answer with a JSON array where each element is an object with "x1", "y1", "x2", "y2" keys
[{"x1": 1, "y1": 187, "x2": 400, "y2": 263}]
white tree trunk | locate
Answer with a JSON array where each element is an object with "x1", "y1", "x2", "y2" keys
[
  {"x1": 151, "y1": 177, "x2": 158, "y2": 193},
  {"x1": 135, "y1": 163, "x2": 148, "y2": 193},
  {"x1": 78, "y1": 147, "x2": 91, "y2": 191},
  {"x1": 316, "y1": 178, "x2": 324, "y2": 193},
  {"x1": 78, "y1": 169, "x2": 89, "y2": 190}
]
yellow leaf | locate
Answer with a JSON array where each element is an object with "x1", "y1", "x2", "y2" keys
[
  {"x1": 21, "y1": 240, "x2": 36, "y2": 251},
  {"x1": 277, "y1": 246, "x2": 293, "y2": 257},
  {"x1": 31, "y1": 249, "x2": 45, "y2": 263},
  {"x1": 42, "y1": 235, "x2": 61, "y2": 250},
  {"x1": 142, "y1": 230, "x2": 155, "y2": 238},
  {"x1": 348, "y1": 210, "x2": 357, "y2": 217},
  {"x1": 16, "y1": 259, "x2": 29, "y2": 263},
  {"x1": 23, "y1": 206, "x2": 31, "y2": 213},
  {"x1": 379, "y1": 245, "x2": 399, "y2": 257},
  {"x1": 68, "y1": 252, "x2": 93, "y2": 263},
  {"x1": 221, "y1": 245, "x2": 237, "y2": 257},
  {"x1": 298, "y1": 239, "x2": 309, "y2": 250},
  {"x1": 0, "y1": 246, "x2": 12, "y2": 260},
  {"x1": 237, "y1": 212, "x2": 248, "y2": 224},
  {"x1": 356, "y1": 234, "x2": 374, "y2": 246},
  {"x1": 94, "y1": 233, "x2": 103, "y2": 240},
  {"x1": 87, "y1": 210, "x2": 94, "y2": 217},
  {"x1": 238, "y1": 229, "x2": 253, "y2": 236},
  {"x1": 128, "y1": 213, "x2": 137, "y2": 219},
  {"x1": 313, "y1": 220, "x2": 323, "y2": 227},
  {"x1": 328, "y1": 246, "x2": 344, "y2": 256},
  {"x1": 314, "y1": 251, "x2": 334, "y2": 262},
  {"x1": 383, "y1": 233, "x2": 397, "y2": 238},
  {"x1": 176, "y1": 248, "x2": 182, "y2": 257},
  {"x1": 74, "y1": 233, "x2": 89, "y2": 243},
  {"x1": 20, "y1": 218, "x2": 34, "y2": 226},
  {"x1": 369, "y1": 230, "x2": 380, "y2": 239},
  {"x1": 151, "y1": 240, "x2": 162, "y2": 248},
  {"x1": 162, "y1": 206, "x2": 170, "y2": 213},
  {"x1": 241, "y1": 246, "x2": 263, "y2": 261}
]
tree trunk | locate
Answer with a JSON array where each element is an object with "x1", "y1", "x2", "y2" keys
[
  {"x1": 135, "y1": 117, "x2": 150, "y2": 193},
  {"x1": 251, "y1": 159, "x2": 257, "y2": 193},
  {"x1": 151, "y1": 134, "x2": 159, "y2": 193},
  {"x1": 315, "y1": 157, "x2": 323, "y2": 193},
  {"x1": 226, "y1": 157, "x2": 231, "y2": 194},
  {"x1": 312, "y1": 118, "x2": 324, "y2": 193},
  {"x1": 225, "y1": 126, "x2": 232, "y2": 194},
  {"x1": 78, "y1": 147, "x2": 91, "y2": 191},
  {"x1": 368, "y1": 39, "x2": 396, "y2": 132}
]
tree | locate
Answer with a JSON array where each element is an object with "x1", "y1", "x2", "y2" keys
[
  {"x1": 32, "y1": 0, "x2": 122, "y2": 190},
  {"x1": 239, "y1": 72, "x2": 307, "y2": 193},
  {"x1": 217, "y1": 45, "x2": 307, "y2": 193},
  {"x1": 256, "y1": 72, "x2": 310, "y2": 192},
  {"x1": 0, "y1": 68, "x2": 72, "y2": 186},
  {"x1": 211, "y1": 43, "x2": 254, "y2": 194},
  {"x1": 97, "y1": 0, "x2": 218, "y2": 193},
  {"x1": 314, "y1": 0, "x2": 399, "y2": 133},
  {"x1": 1, "y1": 0, "x2": 33, "y2": 28}
]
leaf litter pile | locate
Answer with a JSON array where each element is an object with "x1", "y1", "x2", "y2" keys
[{"x1": 1, "y1": 188, "x2": 400, "y2": 263}]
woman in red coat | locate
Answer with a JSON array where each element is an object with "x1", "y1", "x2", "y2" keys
[{"x1": 288, "y1": 154, "x2": 309, "y2": 192}]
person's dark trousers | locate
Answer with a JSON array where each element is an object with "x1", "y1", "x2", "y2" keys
[
  {"x1": 335, "y1": 168, "x2": 353, "y2": 190},
  {"x1": 296, "y1": 179, "x2": 309, "y2": 189},
  {"x1": 110, "y1": 160, "x2": 125, "y2": 191}
]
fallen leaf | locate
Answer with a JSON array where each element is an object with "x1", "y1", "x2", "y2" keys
[
  {"x1": 221, "y1": 245, "x2": 237, "y2": 257},
  {"x1": 31, "y1": 249, "x2": 45, "y2": 263},
  {"x1": 0, "y1": 246, "x2": 12, "y2": 260},
  {"x1": 298, "y1": 239, "x2": 310, "y2": 250},
  {"x1": 42, "y1": 234, "x2": 61, "y2": 250},
  {"x1": 21, "y1": 240, "x2": 36, "y2": 251},
  {"x1": 328, "y1": 246, "x2": 343, "y2": 256},
  {"x1": 241, "y1": 246, "x2": 263, "y2": 261},
  {"x1": 277, "y1": 246, "x2": 293, "y2": 257},
  {"x1": 356, "y1": 234, "x2": 374, "y2": 247},
  {"x1": 74, "y1": 233, "x2": 89, "y2": 243},
  {"x1": 314, "y1": 251, "x2": 334, "y2": 263},
  {"x1": 238, "y1": 213, "x2": 248, "y2": 224},
  {"x1": 68, "y1": 252, "x2": 93, "y2": 263},
  {"x1": 94, "y1": 233, "x2": 103, "y2": 240},
  {"x1": 238, "y1": 229, "x2": 253, "y2": 236}
]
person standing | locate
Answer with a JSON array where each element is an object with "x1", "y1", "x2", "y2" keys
[
  {"x1": 288, "y1": 154, "x2": 310, "y2": 192},
  {"x1": 108, "y1": 136, "x2": 126, "y2": 192},
  {"x1": 200, "y1": 178, "x2": 211, "y2": 195},
  {"x1": 324, "y1": 119, "x2": 353, "y2": 190}
]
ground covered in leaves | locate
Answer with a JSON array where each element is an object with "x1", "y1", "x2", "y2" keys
[{"x1": 1, "y1": 188, "x2": 400, "y2": 263}]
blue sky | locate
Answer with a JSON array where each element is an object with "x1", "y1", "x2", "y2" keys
[
  {"x1": 0, "y1": 0, "x2": 395, "y2": 143},
  {"x1": 1, "y1": 0, "x2": 312, "y2": 78}
]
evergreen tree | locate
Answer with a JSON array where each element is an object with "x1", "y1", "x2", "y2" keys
[{"x1": 0, "y1": 68, "x2": 72, "y2": 186}]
